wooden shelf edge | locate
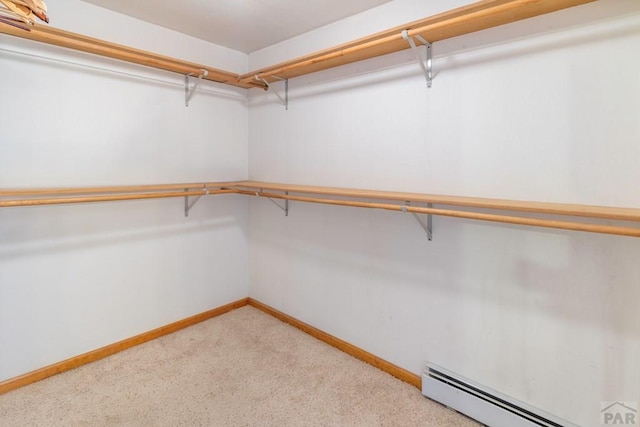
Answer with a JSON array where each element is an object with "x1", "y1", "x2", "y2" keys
[
  {"x1": 2, "y1": 0, "x2": 595, "y2": 90},
  {"x1": 0, "y1": 181, "x2": 246, "y2": 208},
  {"x1": 3, "y1": 179, "x2": 639, "y2": 222},
  {"x1": 2, "y1": 180, "x2": 639, "y2": 236},
  {"x1": 238, "y1": 0, "x2": 596, "y2": 84},
  {"x1": 0, "y1": 23, "x2": 263, "y2": 89},
  {"x1": 236, "y1": 181, "x2": 640, "y2": 223},
  {"x1": 0, "y1": 181, "x2": 247, "y2": 197}
]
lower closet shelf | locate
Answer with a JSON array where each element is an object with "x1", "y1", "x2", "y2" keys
[{"x1": 2, "y1": 180, "x2": 639, "y2": 238}]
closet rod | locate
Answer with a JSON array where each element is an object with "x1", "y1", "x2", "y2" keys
[
  {"x1": 0, "y1": 182, "x2": 242, "y2": 197},
  {"x1": 238, "y1": 190, "x2": 640, "y2": 238},
  {"x1": 0, "y1": 23, "x2": 265, "y2": 89},
  {"x1": 0, "y1": 47, "x2": 248, "y2": 101},
  {"x1": 234, "y1": 182, "x2": 640, "y2": 223},
  {"x1": 4, "y1": 181, "x2": 639, "y2": 237},
  {"x1": 0, "y1": 188, "x2": 236, "y2": 208},
  {"x1": 239, "y1": 0, "x2": 596, "y2": 84},
  {"x1": 1, "y1": 0, "x2": 596, "y2": 89}
]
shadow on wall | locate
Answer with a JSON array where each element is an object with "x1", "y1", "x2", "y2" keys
[
  {"x1": 0, "y1": 196, "x2": 242, "y2": 260},
  {"x1": 0, "y1": 37, "x2": 248, "y2": 105},
  {"x1": 249, "y1": 199, "x2": 640, "y2": 335},
  {"x1": 249, "y1": 3, "x2": 640, "y2": 107},
  {"x1": 434, "y1": 2, "x2": 640, "y2": 73}
]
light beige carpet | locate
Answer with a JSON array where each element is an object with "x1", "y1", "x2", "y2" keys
[{"x1": 0, "y1": 306, "x2": 479, "y2": 426}]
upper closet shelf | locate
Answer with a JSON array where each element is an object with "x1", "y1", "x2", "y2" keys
[
  {"x1": 239, "y1": 0, "x2": 596, "y2": 85},
  {"x1": 0, "y1": 24, "x2": 264, "y2": 89},
  {"x1": 0, "y1": 0, "x2": 595, "y2": 90}
]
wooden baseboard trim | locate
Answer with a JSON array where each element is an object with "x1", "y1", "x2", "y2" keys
[
  {"x1": 247, "y1": 298, "x2": 421, "y2": 389},
  {"x1": 1, "y1": 297, "x2": 420, "y2": 395},
  {"x1": 0, "y1": 297, "x2": 249, "y2": 395}
]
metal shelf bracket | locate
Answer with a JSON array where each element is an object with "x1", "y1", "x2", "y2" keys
[
  {"x1": 255, "y1": 75, "x2": 289, "y2": 110},
  {"x1": 185, "y1": 69, "x2": 208, "y2": 106},
  {"x1": 403, "y1": 201, "x2": 433, "y2": 241},
  {"x1": 402, "y1": 30, "x2": 432, "y2": 88},
  {"x1": 256, "y1": 190, "x2": 289, "y2": 216},
  {"x1": 184, "y1": 186, "x2": 209, "y2": 217}
]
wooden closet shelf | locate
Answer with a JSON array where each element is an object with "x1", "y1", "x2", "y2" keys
[
  {"x1": 0, "y1": 0, "x2": 595, "y2": 89},
  {"x1": 0, "y1": 181, "x2": 242, "y2": 197},
  {"x1": 3, "y1": 181, "x2": 639, "y2": 238},
  {"x1": 239, "y1": 0, "x2": 596, "y2": 84},
  {"x1": 0, "y1": 182, "x2": 241, "y2": 207},
  {"x1": 236, "y1": 181, "x2": 640, "y2": 238},
  {"x1": 233, "y1": 181, "x2": 640, "y2": 222},
  {"x1": 0, "y1": 24, "x2": 264, "y2": 89}
]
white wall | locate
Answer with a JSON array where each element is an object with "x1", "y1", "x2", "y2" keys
[
  {"x1": 50, "y1": 0, "x2": 248, "y2": 74},
  {"x1": 2, "y1": 1, "x2": 640, "y2": 425},
  {"x1": 248, "y1": 1, "x2": 640, "y2": 426},
  {"x1": 0, "y1": 0, "x2": 249, "y2": 381}
]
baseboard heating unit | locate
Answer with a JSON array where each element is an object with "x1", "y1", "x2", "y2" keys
[{"x1": 422, "y1": 364, "x2": 577, "y2": 427}]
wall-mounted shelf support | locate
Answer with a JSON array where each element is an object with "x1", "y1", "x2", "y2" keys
[
  {"x1": 185, "y1": 186, "x2": 209, "y2": 217},
  {"x1": 1, "y1": 1, "x2": 595, "y2": 92},
  {"x1": 404, "y1": 201, "x2": 433, "y2": 241},
  {"x1": 402, "y1": 30, "x2": 432, "y2": 88},
  {"x1": 255, "y1": 75, "x2": 289, "y2": 110},
  {"x1": 185, "y1": 69, "x2": 208, "y2": 106},
  {"x1": 256, "y1": 190, "x2": 289, "y2": 216},
  {"x1": 4, "y1": 181, "x2": 640, "y2": 238}
]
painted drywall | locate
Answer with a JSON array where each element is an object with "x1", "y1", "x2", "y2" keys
[
  {"x1": 54, "y1": 0, "x2": 248, "y2": 74},
  {"x1": 249, "y1": 0, "x2": 470, "y2": 70},
  {"x1": 0, "y1": 0, "x2": 249, "y2": 381},
  {"x1": 247, "y1": 1, "x2": 640, "y2": 426}
]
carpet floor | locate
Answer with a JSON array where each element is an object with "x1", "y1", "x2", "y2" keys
[{"x1": 0, "y1": 306, "x2": 479, "y2": 426}]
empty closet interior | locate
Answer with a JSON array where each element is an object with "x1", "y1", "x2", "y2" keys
[{"x1": 2, "y1": 1, "x2": 640, "y2": 426}]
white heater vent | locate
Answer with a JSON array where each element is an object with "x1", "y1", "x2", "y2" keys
[{"x1": 422, "y1": 364, "x2": 577, "y2": 427}]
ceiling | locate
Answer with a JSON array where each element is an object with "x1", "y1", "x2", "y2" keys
[{"x1": 80, "y1": 0, "x2": 392, "y2": 53}]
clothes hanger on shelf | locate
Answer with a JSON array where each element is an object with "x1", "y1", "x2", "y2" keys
[{"x1": 0, "y1": 0, "x2": 48, "y2": 31}]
